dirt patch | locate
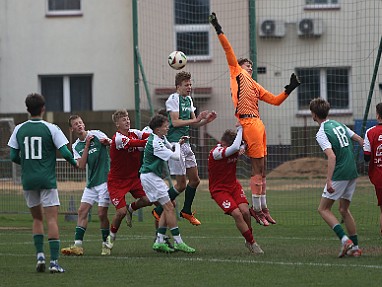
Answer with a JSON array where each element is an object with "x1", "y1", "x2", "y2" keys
[{"x1": 268, "y1": 157, "x2": 327, "y2": 179}]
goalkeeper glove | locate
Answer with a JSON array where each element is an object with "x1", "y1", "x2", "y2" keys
[
  {"x1": 284, "y1": 73, "x2": 301, "y2": 95},
  {"x1": 209, "y1": 13, "x2": 223, "y2": 35}
]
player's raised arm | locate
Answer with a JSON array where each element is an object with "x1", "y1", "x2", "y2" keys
[{"x1": 209, "y1": 12, "x2": 240, "y2": 71}]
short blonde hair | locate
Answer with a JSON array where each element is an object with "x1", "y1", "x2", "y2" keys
[{"x1": 112, "y1": 109, "x2": 128, "y2": 123}]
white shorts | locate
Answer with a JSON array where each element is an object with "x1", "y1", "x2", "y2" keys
[
  {"x1": 24, "y1": 189, "x2": 60, "y2": 208},
  {"x1": 140, "y1": 173, "x2": 170, "y2": 206},
  {"x1": 168, "y1": 142, "x2": 196, "y2": 176},
  {"x1": 81, "y1": 182, "x2": 110, "y2": 207},
  {"x1": 322, "y1": 179, "x2": 357, "y2": 201}
]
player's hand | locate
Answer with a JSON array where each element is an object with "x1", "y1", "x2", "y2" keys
[
  {"x1": 206, "y1": 110, "x2": 217, "y2": 123},
  {"x1": 284, "y1": 73, "x2": 301, "y2": 95},
  {"x1": 179, "y1": 136, "x2": 190, "y2": 145},
  {"x1": 196, "y1": 110, "x2": 209, "y2": 122},
  {"x1": 100, "y1": 138, "x2": 111, "y2": 146},
  {"x1": 209, "y1": 12, "x2": 223, "y2": 34},
  {"x1": 326, "y1": 180, "x2": 335, "y2": 193}
]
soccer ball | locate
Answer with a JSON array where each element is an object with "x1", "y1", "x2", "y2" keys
[{"x1": 168, "y1": 51, "x2": 187, "y2": 70}]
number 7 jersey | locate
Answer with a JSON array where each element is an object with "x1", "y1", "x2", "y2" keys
[{"x1": 8, "y1": 119, "x2": 69, "y2": 190}]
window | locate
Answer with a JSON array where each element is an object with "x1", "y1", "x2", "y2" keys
[
  {"x1": 174, "y1": 0, "x2": 210, "y2": 60},
  {"x1": 305, "y1": 0, "x2": 340, "y2": 9},
  {"x1": 40, "y1": 75, "x2": 92, "y2": 112},
  {"x1": 296, "y1": 68, "x2": 350, "y2": 112},
  {"x1": 46, "y1": 0, "x2": 82, "y2": 16}
]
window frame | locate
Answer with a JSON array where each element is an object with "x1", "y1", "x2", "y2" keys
[
  {"x1": 39, "y1": 74, "x2": 93, "y2": 112},
  {"x1": 304, "y1": 0, "x2": 340, "y2": 10},
  {"x1": 45, "y1": 0, "x2": 83, "y2": 17},
  {"x1": 174, "y1": 0, "x2": 211, "y2": 61},
  {"x1": 296, "y1": 67, "x2": 352, "y2": 116}
]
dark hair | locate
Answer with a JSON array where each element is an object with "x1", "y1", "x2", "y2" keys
[
  {"x1": 221, "y1": 129, "x2": 237, "y2": 146},
  {"x1": 175, "y1": 71, "x2": 191, "y2": 87},
  {"x1": 68, "y1": 114, "x2": 81, "y2": 127},
  {"x1": 376, "y1": 103, "x2": 382, "y2": 118},
  {"x1": 149, "y1": 114, "x2": 168, "y2": 131},
  {"x1": 237, "y1": 58, "x2": 253, "y2": 66},
  {"x1": 25, "y1": 93, "x2": 45, "y2": 116},
  {"x1": 157, "y1": 109, "x2": 167, "y2": 117},
  {"x1": 309, "y1": 98, "x2": 330, "y2": 119}
]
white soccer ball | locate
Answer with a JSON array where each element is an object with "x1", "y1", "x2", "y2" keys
[{"x1": 168, "y1": 51, "x2": 187, "y2": 70}]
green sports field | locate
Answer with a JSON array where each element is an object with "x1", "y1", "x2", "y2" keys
[{"x1": 1, "y1": 178, "x2": 382, "y2": 287}]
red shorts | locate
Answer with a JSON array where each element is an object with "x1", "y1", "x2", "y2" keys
[
  {"x1": 210, "y1": 183, "x2": 248, "y2": 214},
  {"x1": 107, "y1": 177, "x2": 146, "y2": 209},
  {"x1": 375, "y1": 186, "x2": 382, "y2": 206}
]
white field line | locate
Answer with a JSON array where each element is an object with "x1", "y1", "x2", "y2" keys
[{"x1": 1, "y1": 253, "x2": 382, "y2": 270}]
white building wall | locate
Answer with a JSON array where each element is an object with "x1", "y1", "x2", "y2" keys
[{"x1": 0, "y1": 0, "x2": 134, "y2": 113}]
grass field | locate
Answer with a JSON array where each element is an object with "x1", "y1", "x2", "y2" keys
[{"x1": 1, "y1": 178, "x2": 382, "y2": 287}]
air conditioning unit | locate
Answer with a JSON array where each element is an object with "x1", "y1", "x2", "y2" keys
[
  {"x1": 259, "y1": 19, "x2": 285, "y2": 38},
  {"x1": 298, "y1": 18, "x2": 323, "y2": 37}
]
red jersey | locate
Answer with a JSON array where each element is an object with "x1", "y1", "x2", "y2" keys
[
  {"x1": 108, "y1": 129, "x2": 149, "y2": 180},
  {"x1": 208, "y1": 144, "x2": 240, "y2": 193},
  {"x1": 364, "y1": 124, "x2": 382, "y2": 188}
]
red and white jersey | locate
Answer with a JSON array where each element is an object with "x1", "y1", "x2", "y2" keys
[
  {"x1": 208, "y1": 144, "x2": 239, "y2": 193},
  {"x1": 108, "y1": 129, "x2": 149, "y2": 180},
  {"x1": 364, "y1": 124, "x2": 382, "y2": 187}
]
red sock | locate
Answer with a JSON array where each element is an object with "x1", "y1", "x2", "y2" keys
[
  {"x1": 110, "y1": 225, "x2": 118, "y2": 234},
  {"x1": 242, "y1": 229, "x2": 255, "y2": 244},
  {"x1": 131, "y1": 202, "x2": 137, "y2": 211}
]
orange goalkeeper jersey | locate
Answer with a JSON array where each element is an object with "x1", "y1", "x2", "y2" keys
[{"x1": 218, "y1": 34, "x2": 289, "y2": 118}]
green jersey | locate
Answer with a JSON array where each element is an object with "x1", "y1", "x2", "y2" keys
[
  {"x1": 7, "y1": 119, "x2": 69, "y2": 190},
  {"x1": 165, "y1": 93, "x2": 196, "y2": 142},
  {"x1": 72, "y1": 130, "x2": 110, "y2": 188},
  {"x1": 316, "y1": 119, "x2": 358, "y2": 180},
  {"x1": 140, "y1": 134, "x2": 174, "y2": 177}
]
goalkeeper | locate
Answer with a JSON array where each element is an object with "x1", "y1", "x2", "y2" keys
[{"x1": 209, "y1": 13, "x2": 300, "y2": 226}]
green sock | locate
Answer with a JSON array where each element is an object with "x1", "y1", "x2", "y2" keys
[
  {"x1": 349, "y1": 234, "x2": 358, "y2": 246},
  {"x1": 333, "y1": 224, "x2": 346, "y2": 240},
  {"x1": 154, "y1": 187, "x2": 179, "y2": 216},
  {"x1": 33, "y1": 234, "x2": 44, "y2": 254},
  {"x1": 101, "y1": 228, "x2": 110, "y2": 242},
  {"x1": 48, "y1": 239, "x2": 60, "y2": 261},
  {"x1": 182, "y1": 185, "x2": 197, "y2": 214},
  {"x1": 157, "y1": 227, "x2": 167, "y2": 236},
  {"x1": 74, "y1": 226, "x2": 86, "y2": 241},
  {"x1": 170, "y1": 227, "x2": 180, "y2": 237}
]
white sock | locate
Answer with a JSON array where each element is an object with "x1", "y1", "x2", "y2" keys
[
  {"x1": 37, "y1": 252, "x2": 45, "y2": 259},
  {"x1": 173, "y1": 235, "x2": 183, "y2": 244},
  {"x1": 260, "y1": 195, "x2": 267, "y2": 209},
  {"x1": 252, "y1": 195, "x2": 261, "y2": 211},
  {"x1": 341, "y1": 235, "x2": 350, "y2": 245},
  {"x1": 74, "y1": 240, "x2": 83, "y2": 246}
]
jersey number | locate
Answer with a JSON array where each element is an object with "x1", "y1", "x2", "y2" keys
[
  {"x1": 24, "y1": 136, "x2": 42, "y2": 159},
  {"x1": 333, "y1": 126, "x2": 349, "y2": 148}
]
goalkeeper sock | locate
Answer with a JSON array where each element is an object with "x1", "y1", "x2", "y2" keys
[{"x1": 251, "y1": 195, "x2": 261, "y2": 211}]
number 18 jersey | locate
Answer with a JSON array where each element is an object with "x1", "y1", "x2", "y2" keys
[
  {"x1": 8, "y1": 119, "x2": 69, "y2": 190},
  {"x1": 316, "y1": 119, "x2": 358, "y2": 181}
]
